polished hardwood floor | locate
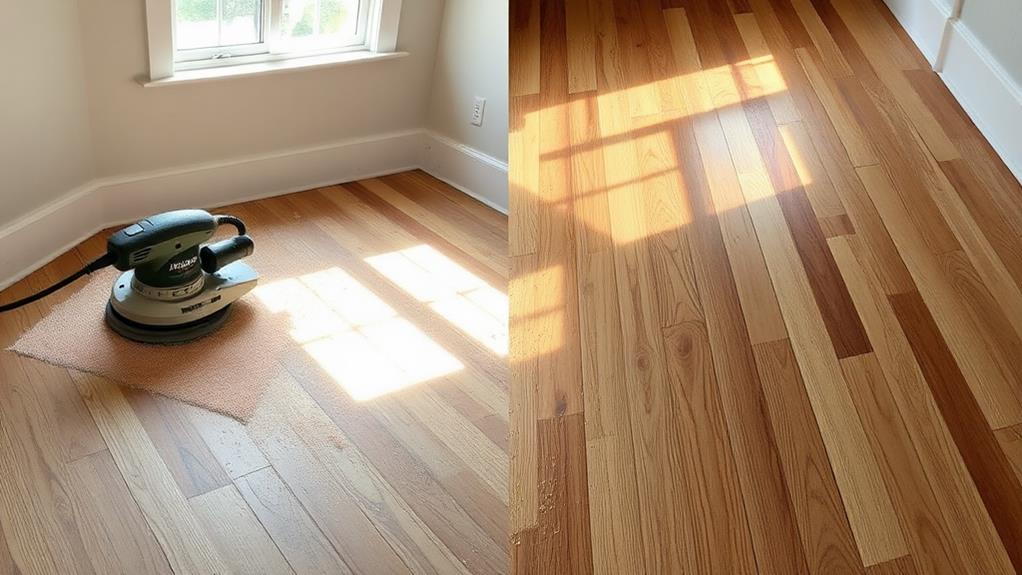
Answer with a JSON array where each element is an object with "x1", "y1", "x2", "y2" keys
[
  {"x1": 510, "y1": 0, "x2": 1022, "y2": 573},
  {"x1": 0, "y1": 171, "x2": 509, "y2": 574}
]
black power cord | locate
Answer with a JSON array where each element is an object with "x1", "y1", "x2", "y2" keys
[{"x1": 0, "y1": 253, "x2": 116, "y2": 314}]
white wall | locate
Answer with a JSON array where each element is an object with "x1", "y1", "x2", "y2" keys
[
  {"x1": 0, "y1": 0, "x2": 94, "y2": 228},
  {"x1": 958, "y1": 0, "x2": 1022, "y2": 88},
  {"x1": 80, "y1": 0, "x2": 445, "y2": 178},
  {"x1": 427, "y1": 0, "x2": 508, "y2": 162}
]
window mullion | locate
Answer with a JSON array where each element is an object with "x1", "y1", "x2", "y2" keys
[
  {"x1": 268, "y1": 0, "x2": 284, "y2": 54},
  {"x1": 216, "y1": 0, "x2": 223, "y2": 49}
]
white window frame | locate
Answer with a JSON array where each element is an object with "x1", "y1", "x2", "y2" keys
[{"x1": 145, "y1": 0, "x2": 402, "y2": 81}]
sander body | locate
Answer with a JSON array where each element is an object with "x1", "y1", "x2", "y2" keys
[{"x1": 104, "y1": 210, "x2": 258, "y2": 344}]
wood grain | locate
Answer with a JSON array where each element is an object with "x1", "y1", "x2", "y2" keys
[
  {"x1": 890, "y1": 290, "x2": 1022, "y2": 572},
  {"x1": 511, "y1": 0, "x2": 1022, "y2": 571},
  {"x1": 188, "y1": 484, "x2": 293, "y2": 574}
]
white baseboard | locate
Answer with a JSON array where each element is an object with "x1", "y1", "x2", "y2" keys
[
  {"x1": 938, "y1": 21, "x2": 1022, "y2": 185},
  {"x1": 0, "y1": 130, "x2": 423, "y2": 292},
  {"x1": 883, "y1": 0, "x2": 954, "y2": 67},
  {"x1": 0, "y1": 128, "x2": 509, "y2": 293},
  {"x1": 421, "y1": 131, "x2": 509, "y2": 214}
]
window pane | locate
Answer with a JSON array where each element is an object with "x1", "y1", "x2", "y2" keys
[
  {"x1": 176, "y1": 0, "x2": 218, "y2": 50},
  {"x1": 221, "y1": 0, "x2": 261, "y2": 46},
  {"x1": 176, "y1": 0, "x2": 262, "y2": 51},
  {"x1": 280, "y1": 0, "x2": 361, "y2": 48}
]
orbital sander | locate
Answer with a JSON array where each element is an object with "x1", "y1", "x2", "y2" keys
[{"x1": 0, "y1": 209, "x2": 259, "y2": 345}]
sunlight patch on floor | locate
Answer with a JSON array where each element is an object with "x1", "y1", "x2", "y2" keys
[
  {"x1": 254, "y1": 267, "x2": 464, "y2": 401},
  {"x1": 366, "y1": 245, "x2": 509, "y2": 356},
  {"x1": 508, "y1": 263, "x2": 565, "y2": 361}
]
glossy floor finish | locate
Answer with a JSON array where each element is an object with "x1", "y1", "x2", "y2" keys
[
  {"x1": 0, "y1": 171, "x2": 509, "y2": 574},
  {"x1": 509, "y1": 0, "x2": 1022, "y2": 573}
]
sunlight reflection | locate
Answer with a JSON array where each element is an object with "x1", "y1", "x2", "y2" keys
[
  {"x1": 254, "y1": 268, "x2": 465, "y2": 401},
  {"x1": 366, "y1": 245, "x2": 509, "y2": 356},
  {"x1": 780, "y1": 127, "x2": 815, "y2": 188},
  {"x1": 509, "y1": 264, "x2": 565, "y2": 360},
  {"x1": 603, "y1": 56, "x2": 789, "y2": 139},
  {"x1": 524, "y1": 54, "x2": 801, "y2": 244}
]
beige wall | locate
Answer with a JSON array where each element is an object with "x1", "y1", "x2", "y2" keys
[
  {"x1": 427, "y1": 0, "x2": 508, "y2": 161},
  {"x1": 79, "y1": 0, "x2": 445, "y2": 177},
  {"x1": 0, "y1": 0, "x2": 94, "y2": 228},
  {"x1": 959, "y1": 0, "x2": 1022, "y2": 88}
]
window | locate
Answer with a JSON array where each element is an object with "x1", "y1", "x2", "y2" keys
[{"x1": 145, "y1": 0, "x2": 402, "y2": 81}]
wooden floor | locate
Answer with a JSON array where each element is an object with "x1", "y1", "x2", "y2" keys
[
  {"x1": 0, "y1": 171, "x2": 509, "y2": 574},
  {"x1": 510, "y1": 0, "x2": 1022, "y2": 573}
]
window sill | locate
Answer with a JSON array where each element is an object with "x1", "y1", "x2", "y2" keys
[{"x1": 142, "y1": 50, "x2": 409, "y2": 88}]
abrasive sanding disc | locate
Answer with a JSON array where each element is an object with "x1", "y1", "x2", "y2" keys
[{"x1": 104, "y1": 302, "x2": 233, "y2": 346}]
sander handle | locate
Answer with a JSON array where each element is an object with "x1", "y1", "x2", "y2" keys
[
  {"x1": 200, "y1": 214, "x2": 254, "y2": 273},
  {"x1": 201, "y1": 235, "x2": 255, "y2": 273}
]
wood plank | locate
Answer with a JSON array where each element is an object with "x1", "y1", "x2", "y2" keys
[
  {"x1": 355, "y1": 179, "x2": 509, "y2": 281},
  {"x1": 71, "y1": 372, "x2": 228, "y2": 574},
  {"x1": 592, "y1": 54, "x2": 716, "y2": 573},
  {"x1": 799, "y1": 97, "x2": 915, "y2": 294},
  {"x1": 247, "y1": 378, "x2": 472, "y2": 575},
  {"x1": 889, "y1": 290, "x2": 1022, "y2": 572},
  {"x1": 510, "y1": 0, "x2": 541, "y2": 96},
  {"x1": 575, "y1": 249, "x2": 645, "y2": 574},
  {"x1": 565, "y1": 0, "x2": 596, "y2": 93},
  {"x1": 752, "y1": 339, "x2": 864, "y2": 574},
  {"x1": 527, "y1": 414, "x2": 593, "y2": 574},
  {"x1": 189, "y1": 484, "x2": 295, "y2": 574},
  {"x1": 714, "y1": 65, "x2": 906, "y2": 563},
  {"x1": 277, "y1": 379, "x2": 474, "y2": 575},
  {"x1": 666, "y1": 21, "x2": 809, "y2": 569},
  {"x1": 835, "y1": 72, "x2": 961, "y2": 256},
  {"x1": 612, "y1": 0, "x2": 664, "y2": 118},
  {"x1": 533, "y1": 0, "x2": 585, "y2": 419},
  {"x1": 743, "y1": 95, "x2": 871, "y2": 359},
  {"x1": 510, "y1": 255, "x2": 540, "y2": 534},
  {"x1": 828, "y1": 0, "x2": 959, "y2": 162},
  {"x1": 868, "y1": 555, "x2": 919, "y2": 575},
  {"x1": 0, "y1": 525, "x2": 14, "y2": 575},
  {"x1": 830, "y1": 235, "x2": 1014, "y2": 573},
  {"x1": 939, "y1": 157, "x2": 1022, "y2": 289},
  {"x1": 235, "y1": 466, "x2": 353, "y2": 575},
  {"x1": 123, "y1": 389, "x2": 232, "y2": 499},
  {"x1": 665, "y1": 6, "x2": 788, "y2": 347},
  {"x1": 66, "y1": 450, "x2": 172, "y2": 575},
  {"x1": 788, "y1": 0, "x2": 853, "y2": 77},
  {"x1": 998, "y1": 424, "x2": 1022, "y2": 484},
  {"x1": 184, "y1": 405, "x2": 269, "y2": 480},
  {"x1": 795, "y1": 46, "x2": 877, "y2": 167},
  {"x1": 510, "y1": 94, "x2": 541, "y2": 256},
  {"x1": 0, "y1": 351, "x2": 96, "y2": 575},
  {"x1": 840, "y1": 353, "x2": 964, "y2": 575},
  {"x1": 567, "y1": 91, "x2": 613, "y2": 257},
  {"x1": 402, "y1": 169, "x2": 509, "y2": 235},
  {"x1": 732, "y1": 12, "x2": 802, "y2": 125},
  {"x1": 0, "y1": 402, "x2": 91, "y2": 575},
  {"x1": 381, "y1": 173, "x2": 508, "y2": 265},
  {"x1": 630, "y1": 116, "x2": 704, "y2": 329},
  {"x1": 777, "y1": 121, "x2": 848, "y2": 226},
  {"x1": 293, "y1": 358, "x2": 508, "y2": 574},
  {"x1": 855, "y1": 164, "x2": 1022, "y2": 428},
  {"x1": 662, "y1": 320, "x2": 759, "y2": 574}
]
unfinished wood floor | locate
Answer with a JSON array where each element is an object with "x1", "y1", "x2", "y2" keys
[
  {"x1": 510, "y1": 0, "x2": 1022, "y2": 573},
  {"x1": 0, "y1": 170, "x2": 509, "y2": 574}
]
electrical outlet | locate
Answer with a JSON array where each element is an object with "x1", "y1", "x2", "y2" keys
[{"x1": 471, "y1": 97, "x2": 486, "y2": 127}]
